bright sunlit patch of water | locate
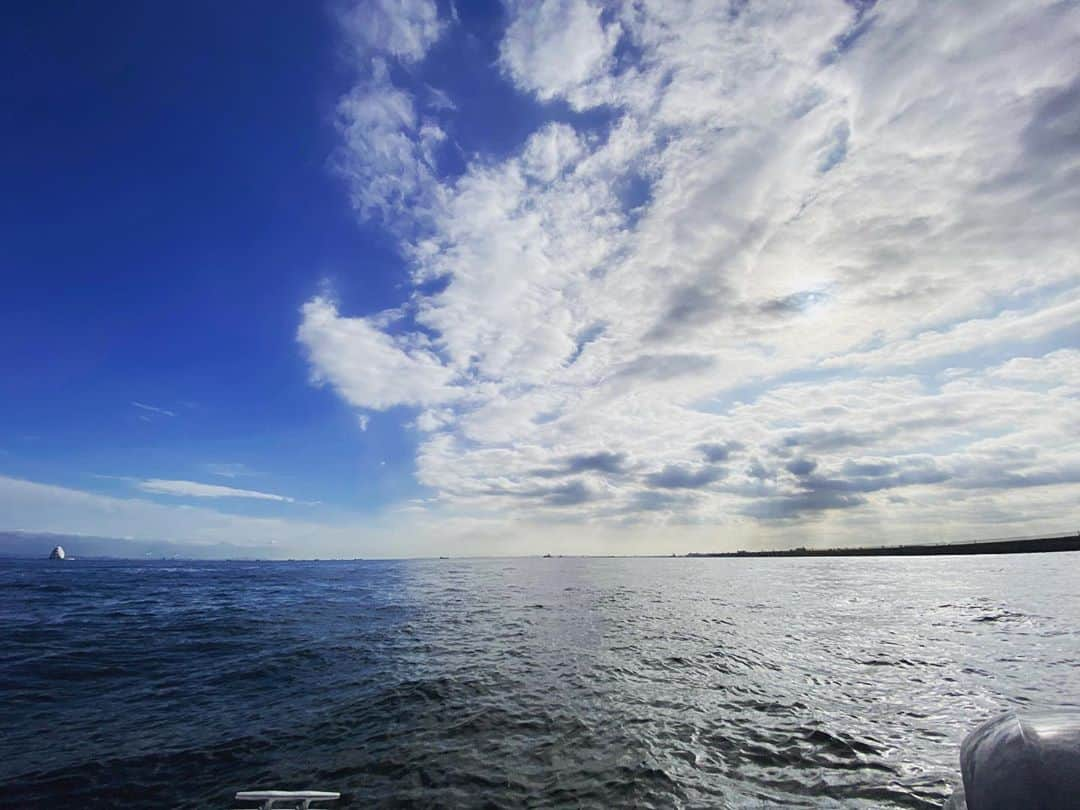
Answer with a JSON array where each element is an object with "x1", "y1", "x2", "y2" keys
[{"x1": 2, "y1": 554, "x2": 1078, "y2": 808}]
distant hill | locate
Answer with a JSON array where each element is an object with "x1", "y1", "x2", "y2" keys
[
  {"x1": 0, "y1": 530, "x2": 279, "y2": 560},
  {"x1": 687, "y1": 533, "x2": 1080, "y2": 558}
]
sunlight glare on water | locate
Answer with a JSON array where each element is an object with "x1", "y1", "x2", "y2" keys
[{"x1": 2, "y1": 554, "x2": 1079, "y2": 808}]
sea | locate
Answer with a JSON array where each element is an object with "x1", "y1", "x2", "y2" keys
[{"x1": 2, "y1": 554, "x2": 1079, "y2": 808}]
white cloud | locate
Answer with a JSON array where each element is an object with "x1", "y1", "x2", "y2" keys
[
  {"x1": 822, "y1": 293, "x2": 1080, "y2": 371},
  {"x1": 205, "y1": 462, "x2": 256, "y2": 479},
  {"x1": 331, "y1": 1, "x2": 450, "y2": 223},
  {"x1": 338, "y1": 0, "x2": 443, "y2": 64},
  {"x1": 136, "y1": 479, "x2": 295, "y2": 502},
  {"x1": 332, "y1": 64, "x2": 446, "y2": 221},
  {"x1": 425, "y1": 84, "x2": 456, "y2": 112},
  {"x1": 987, "y1": 348, "x2": 1080, "y2": 394},
  {"x1": 131, "y1": 401, "x2": 175, "y2": 417},
  {"x1": 521, "y1": 122, "x2": 585, "y2": 183},
  {"x1": 297, "y1": 296, "x2": 459, "y2": 409},
  {"x1": 301, "y1": 0, "x2": 1080, "y2": 546},
  {"x1": 499, "y1": 0, "x2": 621, "y2": 108},
  {"x1": 0, "y1": 474, "x2": 760, "y2": 557}
]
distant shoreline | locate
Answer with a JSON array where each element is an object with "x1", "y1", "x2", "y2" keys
[{"x1": 687, "y1": 534, "x2": 1080, "y2": 558}]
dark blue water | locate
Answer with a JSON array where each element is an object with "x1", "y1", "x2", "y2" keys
[{"x1": 3, "y1": 555, "x2": 1079, "y2": 808}]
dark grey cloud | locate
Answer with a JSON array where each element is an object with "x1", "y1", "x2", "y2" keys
[
  {"x1": 536, "y1": 451, "x2": 628, "y2": 478},
  {"x1": 611, "y1": 353, "x2": 717, "y2": 384},
  {"x1": 628, "y1": 489, "x2": 693, "y2": 512},
  {"x1": 543, "y1": 480, "x2": 594, "y2": 506},
  {"x1": 727, "y1": 0, "x2": 750, "y2": 21},
  {"x1": 803, "y1": 468, "x2": 946, "y2": 494},
  {"x1": 483, "y1": 478, "x2": 597, "y2": 507},
  {"x1": 786, "y1": 458, "x2": 817, "y2": 477},
  {"x1": 566, "y1": 451, "x2": 627, "y2": 475},
  {"x1": 777, "y1": 428, "x2": 878, "y2": 452},
  {"x1": 794, "y1": 465, "x2": 949, "y2": 496},
  {"x1": 954, "y1": 464, "x2": 1080, "y2": 491},
  {"x1": 699, "y1": 440, "x2": 743, "y2": 462},
  {"x1": 743, "y1": 455, "x2": 951, "y2": 498},
  {"x1": 734, "y1": 456, "x2": 952, "y2": 520},
  {"x1": 504, "y1": 480, "x2": 596, "y2": 506},
  {"x1": 746, "y1": 458, "x2": 771, "y2": 480},
  {"x1": 646, "y1": 284, "x2": 726, "y2": 342},
  {"x1": 642, "y1": 209, "x2": 776, "y2": 341},
  {"x1": 645, "y1": 464, "x2": 726, "y2": 489},
  {"x1": 644, "y1": 214, "x2": 775, "y2": 344},
  {"x1": 759, "y1": 290, "x2": 829, "y2": 317},
  {"x1": 742, "y1": 490, "x2": 866, "y2": 520},
  {"x1": 841, "y1": 460, "x2": 897, "y2": 477},
  {"x1": 980, "y1": 74, "x2": 1080, "y2": 200},
  {"x1": 771, "y1": 411, "x2": 974, "y2": 459},
  {"x1": 1022, "y1": 76, "x2": 1080, "y2": 155}
]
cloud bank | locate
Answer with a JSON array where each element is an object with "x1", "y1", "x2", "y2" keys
[{"x1": 297, "y1": 0, "x2": 1080, "y2": 545}]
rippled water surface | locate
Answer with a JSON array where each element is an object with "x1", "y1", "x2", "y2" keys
[{"x1": 3, "y1": 555, "x2": 1079, "y2": 808}]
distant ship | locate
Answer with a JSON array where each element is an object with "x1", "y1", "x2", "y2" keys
[{"x1": 49, "y1": 545, "x2": 66, "y2": 560}]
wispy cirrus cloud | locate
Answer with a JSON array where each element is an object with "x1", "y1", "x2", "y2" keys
[
  {"x1": 131, "y1": 401, "x2": 175, "y2": 417},
  {"x1": 136, "y1": 479, "x2": 294, "y2": 503},
  {"x1": 329, "y1": 0, "x2": 449, "y2": 223},
  {"x1": 298, "y1": 0, "x2": 1080, "y2": 544},
  {"x1": 337, "y1": 0, "x2": 443, "y2": 64},
  {"x1": 204, "y1": 462, "x2": 258, "y2": 479}
]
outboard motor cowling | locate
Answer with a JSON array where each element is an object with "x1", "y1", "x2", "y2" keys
[{"x1": 946, "y1": 711, "x2": 1080, "y2": 809}]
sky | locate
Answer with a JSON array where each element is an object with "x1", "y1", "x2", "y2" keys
[{"x1": 1, "y1": 0, "x2": 1078, "y2": 558}]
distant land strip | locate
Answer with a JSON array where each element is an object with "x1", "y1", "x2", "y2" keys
[{"x1": 687, "y1": 534, "x2": 1080, "y2": 558}]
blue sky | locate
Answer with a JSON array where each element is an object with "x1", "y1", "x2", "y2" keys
[
  {"x1": 2, "y1": 0, "x2": 1078, "y2": 557},
  {"x1": 2, "y1": 2, "x2": 420, "y2": 516}
]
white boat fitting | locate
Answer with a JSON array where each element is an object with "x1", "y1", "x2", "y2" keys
[{"x1": 234, "y1": 790, "x2": 340, "y2": 809}]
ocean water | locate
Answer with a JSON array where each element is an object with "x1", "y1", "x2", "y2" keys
[{"x1": 2, "y1": 555, "x2": 1079, "y2": 809}]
